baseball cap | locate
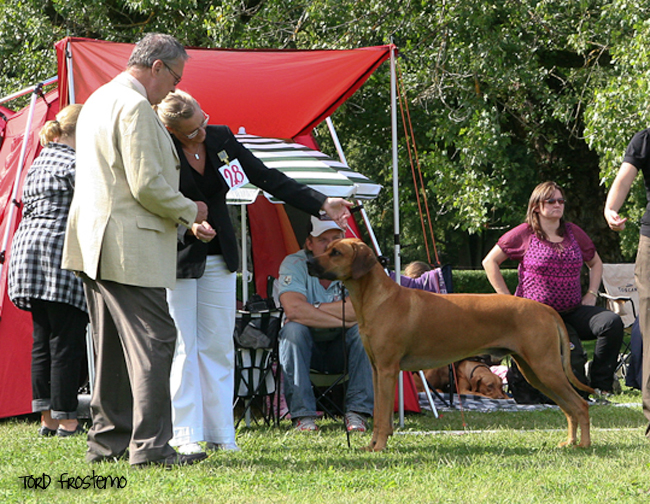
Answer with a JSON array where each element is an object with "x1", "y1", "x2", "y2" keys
[{"x1": 309, "y1": 215, "x2": 345, "y2": 237}]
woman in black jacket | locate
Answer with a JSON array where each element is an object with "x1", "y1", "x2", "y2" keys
[{"x1": 156, "y1": 90, "x2": 350, "y2": 454}]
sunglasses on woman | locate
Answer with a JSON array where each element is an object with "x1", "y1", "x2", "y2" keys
[
  {"x1": 186, "y1": 113, "x2": 210, "y2": 139},
  {"x1": 545, "y1": 198, "x2": 566, "y2": 205}
]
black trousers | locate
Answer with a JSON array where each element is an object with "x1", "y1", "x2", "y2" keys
[
  {"x1": 30, "y1": 299, "x2": 88, "y2": 419},
  {"x1": 561, "y1": 304, "x2": 624, "y2": 392}
]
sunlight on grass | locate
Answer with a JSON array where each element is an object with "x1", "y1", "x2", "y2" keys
[{"x1": 0, "y1": 387, "x2": 648, "y2": 504}]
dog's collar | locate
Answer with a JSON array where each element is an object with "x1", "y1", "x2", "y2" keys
[{"x1": 468, "y1": 362, "x2": 491, "y2": 381}]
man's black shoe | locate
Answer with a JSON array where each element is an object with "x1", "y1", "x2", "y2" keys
[
  {"x1": 38, "y1": 426, "x2": 57, "y2": 437},
  {"x1": 57, "y1": 424, "x2": 87, "y2": 437},
  {"x1": 87, "y1": 449, "x2": 128, "y2": 464},
  {"x1": 132, "y1": 451, "x2": 207, "y2": 469}
]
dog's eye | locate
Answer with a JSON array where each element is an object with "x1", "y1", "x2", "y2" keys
[{"x1": 330, "y1": 248, "x2": 341, "y2": 257}]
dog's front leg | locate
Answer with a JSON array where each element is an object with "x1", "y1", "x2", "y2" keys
[{"x1": 365, "y1": 365, "x2": 398, "y2": 452}]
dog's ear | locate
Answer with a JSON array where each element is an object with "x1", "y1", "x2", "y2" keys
[
  {"x1": 351, "y1": 241, "x2": 378, "y2": 280},
  {"x1": 470, "y1": 374, "x2": 482, "y2": 392}
]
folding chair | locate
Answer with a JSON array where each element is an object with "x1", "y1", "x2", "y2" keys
[
  {"x1": 601, "y1": 264, "x2": 638, "y2": 328},
  {"x1": 308, "y1": 327, "x2": 350, "y2": 419},
  {"x1": 310, "y1": 369, "x2": 349, "y2": 419},
  {"x1": 233, "y1": 307, "x2": 283, "y2": 427},
  {"x1": 600, "y1": 263, "x2": 638, "y2": 382}
]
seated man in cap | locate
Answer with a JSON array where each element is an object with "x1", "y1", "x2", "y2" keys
[{"x1": 278, "y1": 216, "x2": 374, "y2": 432}]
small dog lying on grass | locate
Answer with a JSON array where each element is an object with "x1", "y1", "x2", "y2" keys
[{"x1": 414, "y1": 359, "x2": 508, "y2": 399}]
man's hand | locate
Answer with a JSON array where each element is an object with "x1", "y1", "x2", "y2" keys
[
  {"x1": 321, "y1": 198, "x2": 352, "y2": 230},
  {"x1": 195, "y1": 201, "x2": 209, "y2": 223},
  {"x1": 192, "y1": 221, "x2": 216, "y2": 243},
  {"x1": 604, "y1": 207, "x2": 627, "y2": 232}
]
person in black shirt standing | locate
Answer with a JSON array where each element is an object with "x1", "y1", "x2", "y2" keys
[{"x1": 605, "y1": 128, "x2": 650, "y2": 441}]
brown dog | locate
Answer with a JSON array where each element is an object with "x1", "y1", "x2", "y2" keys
[
  {"x1": 307, "y1": 238, "x2": 593, "y2": 451},
  {"x1": 455, "y1": 360, "x2": 508, "y2": 399},
  {"x1": 414, "y1": 360, "x2": 507, "y2": 399}
]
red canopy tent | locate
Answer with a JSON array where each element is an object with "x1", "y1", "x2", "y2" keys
[
  {"x1": 0, "y1": 39, "x2": 396, "y2": 418},
  {"x1": 56, "y1": 37, "x2": 391, "y2": 296},
  {"x1": 56, "y1": 38, "x2": 390, "y2": 140},
  {"x1": 0, "y1": 88, "x2": 59, "y2": 418}
]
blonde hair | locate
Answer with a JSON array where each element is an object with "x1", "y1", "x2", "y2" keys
[
  {"x1": 404, "y1": 261, "x2": 432, "y2": 279},
  {"x1": 156, "y1": 90, "x2": 199, "y2": 130},
  {"x1": 525, "y1": 181, "x2": 566, "y2": 240},
  {"x1": 39, "y1": 104, "x2": 83, "y2": 146}
]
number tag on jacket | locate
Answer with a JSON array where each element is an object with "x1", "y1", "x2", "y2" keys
[{"x1": 219, "y1": 158, "x2": 249, "y2": 190}]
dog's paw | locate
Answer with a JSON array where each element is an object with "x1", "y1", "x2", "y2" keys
[{"x1": 361, "y1": 439, "x2": 386, "y2": 452}]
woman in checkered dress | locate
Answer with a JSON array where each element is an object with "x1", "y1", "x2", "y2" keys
[{"x1": 8, "y1": 104, "x2": 88, "y2": 437}]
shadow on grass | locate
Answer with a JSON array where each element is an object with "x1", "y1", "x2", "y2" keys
[
  {"x1": 3, "y1": 393, "x2": 643, "y2": 477},
  {"x1": 202, "y1": 435, "x2": 641, "y2": 474}
]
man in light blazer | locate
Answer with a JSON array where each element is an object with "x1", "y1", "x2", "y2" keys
[{"x1": 63, "y1": 33, "x2": 209, "y2": 468}]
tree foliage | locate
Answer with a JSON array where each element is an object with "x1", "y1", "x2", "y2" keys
[
  {"x1": 2, "y1": 0, "x2": 649, "y2": 265},
  {"x1": 585, "y1": 0, "x2": 650, "y2": 260}
]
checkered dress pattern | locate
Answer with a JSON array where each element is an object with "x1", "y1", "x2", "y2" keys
[{"x1": 8, "y1": 143, "x2": 86, "y2": 312}]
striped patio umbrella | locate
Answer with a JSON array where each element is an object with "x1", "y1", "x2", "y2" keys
[{"x1": 227, "y1": 133, "x2": 382, "y2": 204}]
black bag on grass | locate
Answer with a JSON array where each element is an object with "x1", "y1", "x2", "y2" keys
[{"x1": 507, "y1": 323, "x2": 589, "y2": 404}]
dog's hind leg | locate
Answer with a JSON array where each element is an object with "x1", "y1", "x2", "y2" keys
[
  {"x1": 511, "y1": 356, "x2": 589, "y2": 448},
  {"x1": 365, "y1": 364, "x2": 399, "y2": 452}
]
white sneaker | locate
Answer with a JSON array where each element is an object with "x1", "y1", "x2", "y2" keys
[
  {"x1": 206, "y1": 442, "x2": 241, "y2": 452},
  {"x1": 178, "y1": 442, "x2": 203, "y2": 455},
  {"x1": 344, "y1": 412, "x2": 368, "y2": 433},
  {"x1": 293, "y1": 417, "x2": 318, "y2": 431}
]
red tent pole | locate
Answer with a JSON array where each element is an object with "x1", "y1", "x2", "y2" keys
[
  {"x1": 0, "y1": 83, "x2": 49, "y2": 314},
  {"x1": 66, "y1": 40, "x2": 77, "y2": 105},
  {"x1": 0, "y1": 76, "x2": 56, "y2": 106}
]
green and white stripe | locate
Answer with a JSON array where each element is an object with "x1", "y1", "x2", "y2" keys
[{"x1": 227, "y1": 134, "x2": 382, "y2": 204}]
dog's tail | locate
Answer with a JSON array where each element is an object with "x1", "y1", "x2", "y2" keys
[{"x1": 557, "y1": 317, "x2": 595, "y2": 395}]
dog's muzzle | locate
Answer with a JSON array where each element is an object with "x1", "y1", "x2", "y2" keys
[
  {"x1": 307, "y1": 257, "x2": 338, "y2": 280},
  {"x1": 306, "y1": 257, "x2": 324, "y2": 278}
]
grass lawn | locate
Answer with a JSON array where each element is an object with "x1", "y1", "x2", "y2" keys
[{"x1": 0, "y1": 384, "x2": 648, "y2": 504}]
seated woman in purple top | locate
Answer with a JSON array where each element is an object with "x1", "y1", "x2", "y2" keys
[
  {"x1": 482, "y1": 181, "x2": 623, "y2": 395},
  {"x1": 388, "y1": 261, "x2": 448, "y2": 293}
]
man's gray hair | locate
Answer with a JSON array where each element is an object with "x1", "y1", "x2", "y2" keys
[{"x1": 127, "y1": 33, "x2": 189, "y2": 68}]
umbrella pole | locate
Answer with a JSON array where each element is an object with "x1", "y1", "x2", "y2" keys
[
  {"x1": 240, "y1": 203, "x2": 253, "y2": 427},
  {"x1": 241, "y1": 203, "x2": 249, "y2": 304},
  {"x1": 66, "y1": 40, "x2": 98, "y2": 400},
  {"x1": 325, "y1": 117, "x2": 382, "y2": 256},
  {"x1": 389, "y1": 44, "x2": 404, "y2": 428}
]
